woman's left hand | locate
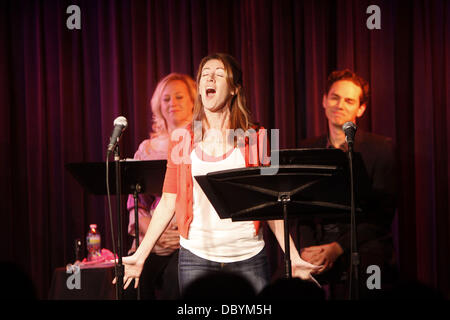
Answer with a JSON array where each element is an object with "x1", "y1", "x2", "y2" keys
[{"x1": 291, "y1": 257, "x2": 322, "y2": 282}]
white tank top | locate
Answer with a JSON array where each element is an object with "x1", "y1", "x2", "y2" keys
[{"x1": 179, "y1": 146, "x2": 265, "y2": 263}]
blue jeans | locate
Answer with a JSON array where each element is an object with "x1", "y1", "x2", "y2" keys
[{"x1": 178, "y1": 246, "x2": 270, "y2": 295}]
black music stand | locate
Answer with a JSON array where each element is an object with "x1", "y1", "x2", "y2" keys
[
  {"x1": 65, "y1": 159, "x2": 167, "y2": 300},
  {"x1": 66, "y1": 160, "x2": 166, "y2": 196},
  {"x1": 194, "y1": 148, "x2": 361, "y2": 280}
]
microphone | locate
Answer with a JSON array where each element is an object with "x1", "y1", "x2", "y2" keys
[
  {"x1": 107, "y1": 116, "x2": 128, "y2": 154},
  {"x1": 342, "y1": 121, "x2": 357, "y2": 146}
]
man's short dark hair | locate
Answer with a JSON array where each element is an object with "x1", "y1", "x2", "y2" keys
[{"x1": 325, "y1": 69, "x2": 370, "y2": 106}]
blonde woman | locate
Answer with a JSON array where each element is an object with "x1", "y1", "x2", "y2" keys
[{"x1": 125, "y1": 73, "x2": 195, "y2": 299}]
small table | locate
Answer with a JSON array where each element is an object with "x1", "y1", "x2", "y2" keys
[{"x1": 48, "y1": 263, "x2": 116, "y2": 300}]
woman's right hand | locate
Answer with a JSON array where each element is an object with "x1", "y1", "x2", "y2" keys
[
  {"x1": 112, "y1": 254, "x2": 145, "y2": 289},
  {"x1": 114, "y1": 192, "x2": 177, "y2": 289}
]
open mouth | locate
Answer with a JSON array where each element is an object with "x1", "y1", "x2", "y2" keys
[{"x1": 206, "y1": 88, "x2": 216, "y2": 98}]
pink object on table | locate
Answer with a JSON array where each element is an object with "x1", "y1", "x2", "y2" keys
[{"x1": 79, "y1": 249, "x2": 117, "y2": 268}]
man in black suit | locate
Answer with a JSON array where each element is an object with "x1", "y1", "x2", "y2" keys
[{"x1": 292, "y1": 69, "x2": 398, "y2": 299}]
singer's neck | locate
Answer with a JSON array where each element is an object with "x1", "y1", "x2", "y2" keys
[{"x1": 328, "y1": 123, "x2": 346, "y2": 149}]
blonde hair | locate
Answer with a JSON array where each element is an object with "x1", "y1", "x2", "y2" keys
[
  {"x1": 193, "y1": 53, "x2": 253, "y2": 141},
  {"x1": 150, "y1": 73, "x2": 196, "y2": 138}
]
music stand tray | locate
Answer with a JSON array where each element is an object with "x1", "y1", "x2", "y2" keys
[{"x1": 65, "y1": 160, "x2": 167, "y2": 196}]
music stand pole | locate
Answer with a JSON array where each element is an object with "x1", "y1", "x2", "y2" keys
[
  {"x1": 347, "y1": 143, "x2": 359, "y2": 300},
  {"x1": 279, "y1": 194, "x2": 292, "y2": 278},
  {"x1": 114, "y1": 146, "x2": 124, "y2": 300},
  {"x1": 133, "y1": 184, "x2": 142, "y2": 300}
]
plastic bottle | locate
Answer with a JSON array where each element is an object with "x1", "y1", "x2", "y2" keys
[{"x1": 86, "y1": 224, "x2": 101, "y2": 261}]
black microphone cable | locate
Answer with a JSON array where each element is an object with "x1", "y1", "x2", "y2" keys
[{"x1": 105, "y1": 153, "x2": 119, "y2": 299}]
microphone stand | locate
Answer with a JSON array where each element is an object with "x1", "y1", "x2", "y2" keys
[
  {"x1": 114, "y1": 144, "x2": 124, "y2": 300},
  {"x1": 347, "y1": 141, "x2": 359, "y2": 300},
  {"x1": 133, "y1": 183, "x2": 142, "y2": 300}
]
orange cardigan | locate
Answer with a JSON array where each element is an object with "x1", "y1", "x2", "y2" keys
[{"x1": 162, "y1": 124, "x2": 270, "y2": 239}]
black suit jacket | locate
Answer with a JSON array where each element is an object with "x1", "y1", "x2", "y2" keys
[{"x1": 293, "y1": 131, "x2": 398, "y2": 254}]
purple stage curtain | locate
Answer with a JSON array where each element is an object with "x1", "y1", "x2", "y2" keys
[{"x1": 0, "y1": 0, "x2": 448, "y2": 299}]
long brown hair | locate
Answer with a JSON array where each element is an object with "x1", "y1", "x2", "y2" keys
[{"x1": 193, "y1": 53, "x2": 253, "y2": 138}]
